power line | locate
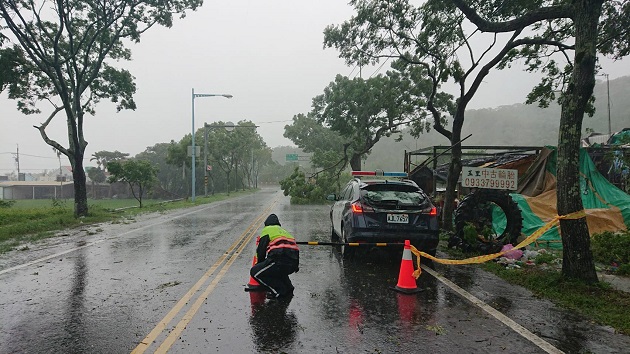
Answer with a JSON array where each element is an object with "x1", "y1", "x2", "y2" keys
[
  {"x1": 254, "y1": 119, "x2": 293, "y2": 124},
  {"x1": 369, "y1": 53, "x2": 393, "y2": 78},
  {"x1": 348, "y1": 64, "x2": 358, "y2": 78},
  {"x1": 12, "y1": 153, "x2": 58, "y2": 159},
  {"x1": 0, "y1": 168, "x2": 57, "y2": 171}
]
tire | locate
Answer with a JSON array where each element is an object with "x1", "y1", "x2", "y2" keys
[{"x1": 451, "y1": 189, "x2": 523, "y2": 254}]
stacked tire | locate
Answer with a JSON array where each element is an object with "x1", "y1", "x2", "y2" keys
[{"x1": 449, "y1": 189, "x2": 523, "y2": 254}]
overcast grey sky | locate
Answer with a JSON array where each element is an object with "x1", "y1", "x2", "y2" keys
[{"x1": 1, "y1": 0, "x2": 628, "y2": 175}]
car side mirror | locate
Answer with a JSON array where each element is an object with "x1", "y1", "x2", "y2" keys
[{"x1": 326, "y1": 194, "x2": 337, "y2": 201}]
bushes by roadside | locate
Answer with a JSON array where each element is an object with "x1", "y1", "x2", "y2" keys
[
  {"x1": 591, "y1": 230, "x2": 630, "y2": 275},
  {"x1": 0, "y1": 200, "x2": 16, "y2": 208}
]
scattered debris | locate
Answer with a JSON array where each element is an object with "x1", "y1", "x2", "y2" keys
[
  {"x1": 425, "y1": 324, "x2": 446, "y2": 335},
  {"x1": 156, "y1": 281, "x2": 182, "y2": 290}
]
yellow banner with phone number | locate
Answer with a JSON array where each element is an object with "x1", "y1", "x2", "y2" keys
[{"x1": 408, "y1": 210, "x2": 588, "y2": 279}]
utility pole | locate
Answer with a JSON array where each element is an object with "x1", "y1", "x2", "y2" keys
[
  {"x1": 605, "y1": 73, "x2": 611, "y2": 136},
  {"x1": 14, "y1": 144, "x2": 20, "y2": 175}
]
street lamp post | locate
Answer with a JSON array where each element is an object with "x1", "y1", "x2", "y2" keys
[
  {"x1": 597, "y1": 73, "x2": 612, "y2": 136},
  {"x1": 605, "y1": 73, "x2": 611, "y2": 136},
  {"x1": 191, "y1": 89, "x2": 233, "y2": 202}
]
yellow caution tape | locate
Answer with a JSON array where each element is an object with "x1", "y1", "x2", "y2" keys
[{"x1": 409, "y1": 209, "x2": 587, "y2": 279}]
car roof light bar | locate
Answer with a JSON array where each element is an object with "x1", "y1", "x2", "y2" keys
[{"x1": 351, "y1": 170, "x2": 408, "y2": 178}]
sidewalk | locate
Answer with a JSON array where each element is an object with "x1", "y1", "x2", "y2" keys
[{"x1": 599, "y1": 272, "x2": 630, "y2": 293}]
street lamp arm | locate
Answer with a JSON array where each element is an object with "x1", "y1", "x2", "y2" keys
[{"x1": 194, "y1": 93, "x2": 233, "y2": 99}]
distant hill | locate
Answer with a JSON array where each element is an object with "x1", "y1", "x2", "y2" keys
[
  {"x1": 275, "y1": 75, "x2": 630, "y2": 172},
  {"x1": 365, "y1": 75, "x2": 630, "y2": 171}
]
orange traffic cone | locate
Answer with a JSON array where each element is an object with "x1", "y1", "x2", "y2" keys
[
  {"x1": 245, "y1": 237, "x2": 266, "y2": 292},
  {"x1": 391, "y1": 240, "x2": 422, "y2": 294}
]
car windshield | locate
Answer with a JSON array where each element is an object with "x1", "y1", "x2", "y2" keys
[{"x1": 360, "y1": 183, "x2": 429, "y2": 208}]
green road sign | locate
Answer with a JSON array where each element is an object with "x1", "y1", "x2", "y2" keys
[{"x1": 286, "y1": 153, "x2": 299, "y2": 162}]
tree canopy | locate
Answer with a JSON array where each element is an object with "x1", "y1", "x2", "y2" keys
[
  {"x1": 323, "y1": 0, "x2": 629, "y2": 283},
  {"x1": 448, "y1": 0, "x2": 629, "y2": 283},
  {"x1": 0, "y1": 0, "x2": 202, "y2": 216},
  {"x1": 324, "y1": 0, "x2": 535, "y2": 229},
  {"x1": 91, "y1": 151, "x2": 130, "y2": 171},
  {"x1": 107, "y1": 159, "x2": 158, "y2": 208}
]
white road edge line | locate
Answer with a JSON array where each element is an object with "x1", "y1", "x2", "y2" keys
[{"x1": 421, "y1": 265, "x2": 564, "y2": 354}]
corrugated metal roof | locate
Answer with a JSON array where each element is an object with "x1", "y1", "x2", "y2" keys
[{"x1": 581, "y1": 133, "x2": 612, "y2": 146}]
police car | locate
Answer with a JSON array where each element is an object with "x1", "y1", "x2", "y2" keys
[{"x1": 326, "y1": 170, "x2": 439, "y2": 258}]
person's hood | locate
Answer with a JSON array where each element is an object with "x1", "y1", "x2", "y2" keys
[{"x1": 264, "y1": 213, "x2": 281, "y2": 226}]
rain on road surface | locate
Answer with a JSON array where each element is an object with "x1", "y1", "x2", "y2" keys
[{"x1": 2, "y1": 188, "x2": 630, "y2": 354}]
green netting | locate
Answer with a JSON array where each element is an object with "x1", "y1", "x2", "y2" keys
[
  {"x1": 511, "y1": 193, "x2": 562, "y2": 248},
  {"x1": 609, "y1": 130, "x2": 630, "y2": 145},
  {"x1": 491, "y1": 147, "x2": 630, "y2": 249}
]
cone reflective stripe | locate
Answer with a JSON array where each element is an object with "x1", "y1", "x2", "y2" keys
[
  {"x1": 245, "y1": 236, "x2": 266, "y2": 292},
  {"x1": 391, "y1": 240, "x2": 422, "y2": 294}
]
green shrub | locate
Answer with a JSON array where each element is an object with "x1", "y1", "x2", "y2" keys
[
  {"x1": 534, "y1": 252, "x2": 557, "y2": 265},
  {"x1": 0, "y1": 200, "x2": 16, "y2": 208},
  {"x1": 462, "y1": 222, "x2": 478, "y2": 245},
  {"x1": 591, "y1": 230, "x2": 630, "y2": 265},
  {"x1": 618, "y1": 264, "x2": 630, "y2": 276}
]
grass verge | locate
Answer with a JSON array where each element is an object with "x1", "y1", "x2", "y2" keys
[
  {"x1": 482, "y1": 262, "x2": 630, "y2": 335},
  {"x1": 0, "y1": 189, "x2": 257, "y2": 254},
  {"x1": 438, "y1": 236, "x2": 630, "y2": 335}
]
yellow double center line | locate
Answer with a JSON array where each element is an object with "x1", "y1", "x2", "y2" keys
[{"x1": 131, "y1": 200, "x2": 277, "y2": 354}]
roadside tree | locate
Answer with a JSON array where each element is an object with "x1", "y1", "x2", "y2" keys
[
  {"x1": 0, "y1": 0, "x2": 202, "y2": 217},
  {"x1": 205, "y1": 121, "x2": 268, "y2": 195},
  {"x1": 166, "y1": 138, "x2": 192, "y2": 195},
  {"x1": 107, "y1": 160, "x2": 158, "y2": 208},
  {"x1": 135, "y1": 143, "x2": 188, "y2": 198},
  {"x1": 91, "y1": 151, "x2": 130, "y2": 172},
  {"x1": 311, "y1": 73, "x2": 426, "y2": 171},
  {"x1": 251, "y1": 148, "x2": 274, "y2": 189},
  {"x1": 449, "y1": 0, "x2": 630, "y2": 283},
  {"x1": 324, "y1": 0, "x2": 557, "y2": 231},
  {"x1": 284, "y1": 113, "x2": 347, "y2": 174},
  {"x1": 0, "y1": 34, "x2": 30, "y2": 93}
]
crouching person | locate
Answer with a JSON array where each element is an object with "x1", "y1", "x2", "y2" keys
[{"x1": 250, "y1": 214, "x2": 299, "y2": 299}]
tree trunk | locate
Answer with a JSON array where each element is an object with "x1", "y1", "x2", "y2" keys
[
  {"x1": 72, "y1": 153, "x2": 88, "y2": 217},
  {"x1": 442, "y1": 110, "x2": 465, "y2": 231},
  {"x1": 557, "y1": 0, "x2": 601, "y2": 283},
  {"x1": 350, "y1": 153, "x2": 362, "y2": 171},
  {"x1": 226, "y1": 171, "x2": 231, "y2": 195}
]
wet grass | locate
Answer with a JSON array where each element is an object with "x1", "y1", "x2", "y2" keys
[
  {"x1": 437, "y1": 238, "x2": 630, "y2": 335},
  {"x1": 482, "y1": 263, "x2": 630, "y2": 335},
  {"x1": 0, "y1": 189, "x2": 257, "y2": 254}
]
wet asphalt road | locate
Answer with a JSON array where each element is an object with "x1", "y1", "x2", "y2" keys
[{"x1": 1, "y1": 187, "x2": 630, "y2": 354}]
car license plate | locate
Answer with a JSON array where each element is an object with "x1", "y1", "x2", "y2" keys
[{"x1": 387, "y1": 213, "x2": 408, "y2": 224}]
